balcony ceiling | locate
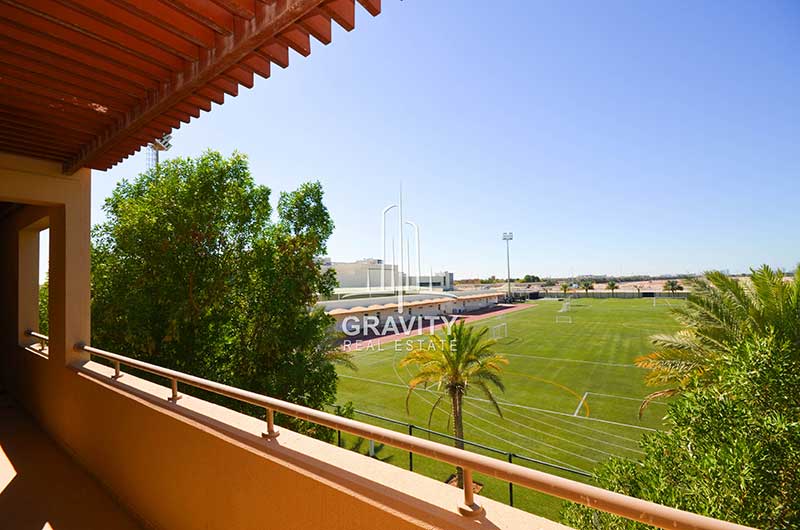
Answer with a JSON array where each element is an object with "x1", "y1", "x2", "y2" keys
[{"x1": 0, "y1": 0, "x2": 380, "y2": 174}]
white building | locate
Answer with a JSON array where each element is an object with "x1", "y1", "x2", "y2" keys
[
  {"x1": 322, "y1": 258, "x2": 454, "y2": 292},
  {"x1": 409, "y1": 272, "x2": 454, "y2": 290}
]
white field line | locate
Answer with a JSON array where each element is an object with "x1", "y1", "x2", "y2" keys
[
  {"x1": 483, "y1": 399, "x2": 655, "y2": 432},
  {"x1": 409, "y1": 378, "x2": 594, "y2": 473},
  {"x1": 460, "y1": 405, "x2": 602, "y2": 464},
  {"x1": 500, "y1": 406, "x2": 644, "y2": 453},
  {"x1": 498, "y1": 401, "x2": 643, "y2": 447},
  {"x1": 339, "y1": 374, "x2": 658, "y2": 432},
  {"x1": 588, "y1": 392, "x2": 667, "y2": 406},
  {"x1": 395, "y1": 353, "x2": 604, "y2": 467},
  {"x1": 343, "y1": 406, "x2": 588, "y2": 474},
  {"x1": 396, "y1": 361, "x2": 643, "y2": 455},
  {"x1": 574, "y1": 392, "x2": 589, "y2": 416},
  {"x1": 496, "y1": 353, "x2": 639, "y2": 368},
  {"x1": 467, "y1": 400, "x2": 642, "y2": 460}
]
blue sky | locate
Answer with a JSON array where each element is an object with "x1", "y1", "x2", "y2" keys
[{"x1": 87, "y1": 0, "x2": 800, "y2": 280}]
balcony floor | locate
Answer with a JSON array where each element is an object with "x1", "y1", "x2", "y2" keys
[{"x1": 0, "y1": 393, "x2": 144, "y2": 530}]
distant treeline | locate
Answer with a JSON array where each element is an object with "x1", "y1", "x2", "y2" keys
[{"x1": 455, "y1": 273, "x2": 697, "y2": 285}]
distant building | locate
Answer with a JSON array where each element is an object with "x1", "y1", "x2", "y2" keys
[
  {"x1": 322, "y1": 258, "x2": 454, "y2": 291},
  {"x1": 318, "y1": 291, "x2": 503, "y2": 334},
  {"x1": 409, "y1": 272, "x2": 454, "y2": 290}
]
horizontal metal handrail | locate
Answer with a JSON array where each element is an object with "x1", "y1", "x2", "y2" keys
[
  {"x1": 347, "y1": 407, "x2": 593, "y2": 478},
  {"x1": 25, "y1": 330, "x2": 49, "y2": 342},
  {"x1": 66, "y1": 339, "x2": 755, "y2": 530}
]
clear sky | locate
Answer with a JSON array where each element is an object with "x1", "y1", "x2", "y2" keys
[{"x1": 85, "y1": 0, "x2": 800, "y2": 280}]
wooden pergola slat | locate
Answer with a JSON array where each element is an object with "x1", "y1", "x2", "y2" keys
[{"x1": 0, "y1": 0, "x2": 381, "y2": 173}]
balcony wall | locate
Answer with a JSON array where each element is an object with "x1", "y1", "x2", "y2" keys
[{"x1": 0, "y1": 154, "x2": 564, "y2": 530}]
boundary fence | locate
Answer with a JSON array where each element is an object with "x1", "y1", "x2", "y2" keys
[
  {"x1": 332, "y1": 405, "x2": 592, "y2": 508},
  {"x1": 522, "y1": 291, "x2": 689, "y2": 300}
]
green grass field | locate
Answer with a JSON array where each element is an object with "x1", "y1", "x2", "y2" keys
[{"x1": 334, "y1": 297, "x2": 685, "y2": 521}]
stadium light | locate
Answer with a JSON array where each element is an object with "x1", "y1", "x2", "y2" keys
[
  {"x1": 381, "y1": 204, "x2": 398, "y2": 290},
  {"x1": 502, "y1": 232, "x2": 513, "y2": 299}
]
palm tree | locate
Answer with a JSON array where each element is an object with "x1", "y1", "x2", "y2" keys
[
  {"x1": 580, "y1": 280, "x2": 593, "y2": 295},
  {"x1": 637, "y1": 265, "x2": 800, "y2": 416},
  {"x1": 607, "y1": 280, "x2": 618, "y2": 297},
  {"x1": 560, "y1": 283, "x2": 569, "y2": 296},
  {"x1": 400, "y1": 321, "x2": 508, "y2": 487},
  {"x1": 663, "y1": 279, "x2": 683, "y2": 295}
]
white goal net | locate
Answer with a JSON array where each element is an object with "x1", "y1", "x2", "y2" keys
[
  {"x1": 489, "y1": 323, "x2": 508, "y2": 340},
  {"x1": 555, "y1": 315, "x2": 573, "y2": 324}
]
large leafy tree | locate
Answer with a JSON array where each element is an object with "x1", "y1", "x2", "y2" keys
[
  {"x1": 91, "y1": 151, "x2": 340, "y2": 437},
  {"x1": 400, "y1": 322, "x2": 508, "y2": 486}
]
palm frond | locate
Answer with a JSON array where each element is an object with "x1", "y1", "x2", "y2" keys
[
  {"x1": 426, "y1": 393, "x2": 446, "y2": 429},
  {"x1": 638, "y1": 388, "x2": 679, "y2": 418}
]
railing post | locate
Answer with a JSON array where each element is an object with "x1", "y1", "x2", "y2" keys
[
  {"x1": 408, "y1": 424, "x2": 414, "y2": 471},
  {"x1": 457, "y1": 468, "x2": 485, "y2": 518},
  {"x1": 262, "y1": 408, "x2": 280, "y2": 439},
  {"x1": 168, "y1": 378, "x2": 181, "y2": 402},
  {"x1": 335, "y1": 405, "x2": 342, "y2": 447},
  {"x1": 508, "y1": 453, "x2": 514, "y2": 506},
  {"x1": 112, "y1": 360, "x2": 121, "y2": 380}
]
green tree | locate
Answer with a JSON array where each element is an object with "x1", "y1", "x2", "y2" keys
[
  {"x1": 637, "y1": 265, "x2": 800, "y2": 413},
  {"x1": 522, "y1": 274, "x2": 541, "y2": 283},
  {"x1": 663, "y1": 279, "x2": 683, "y2": 294},
  {"x1": 560, "y1": 283, "x2": 570, "y2": 296},
  {"x1": 607, "y1": 280, "x2": 618, "y2": 297},
  {"x1": 38, "y1": 277, "x2": 49, "y2": 335},
  {"x1": 91, "y1": 151, "x2": 342, "y2": 438},
  {"x1": 580, "y1": 280, "x2": 594, "y2": 295},
  {"x1": 400, "y1": 322, "x2": 508, "y2": 487},
  {"x1": 562, "y1": 333, "x2": 800, "y2": 529}
]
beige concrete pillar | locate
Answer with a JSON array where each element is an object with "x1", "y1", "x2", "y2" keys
[{"x1": 0, "y1": 153, "x2": 91, "y2": 366}]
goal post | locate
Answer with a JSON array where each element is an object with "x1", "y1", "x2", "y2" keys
[
  {"x1": 555, "y1": 315, "x2": 573, "y2": 324},
  {"x1": 489, "y1": 322, "x2": 508, "y2": 340}
]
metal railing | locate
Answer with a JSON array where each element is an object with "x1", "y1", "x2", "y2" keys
[
  {"x1": 25, "y1": 329, "x2": 49, "y2": 354},
  {"x1": 40, "y1": 334, "x2": 753, "y2": 530},
  {"x1": 333, "y1": 406, "x2": 592, "y2": 508}
]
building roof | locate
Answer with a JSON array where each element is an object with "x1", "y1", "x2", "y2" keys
[
  {"x1": 0, "y1": 0, "x2": 380, "y2": 173},
  {"x1": 326, "y1": 292, "x2": 502, "y2": 316}
]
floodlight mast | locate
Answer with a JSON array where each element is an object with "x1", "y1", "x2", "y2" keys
[
  {"x1": 146, "y1": 133, "x2": 172, "y2": 171},
  {"x1": 405, "y1": 220, "x2": 421, "y2": 291},
  {"x1": 503, "y1": 232, "x2": 513, "y2": 299},
  {"x1": 381, "y1": 204, "x2": 398, "y2": 290}
]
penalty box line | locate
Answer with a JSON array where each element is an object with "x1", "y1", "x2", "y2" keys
[
  {"x1": 339, "y1": 374, "x2": 657, "y2": 432},
  {"x1": 573, "y1": 392, "x2": 589, "y2": 416}
]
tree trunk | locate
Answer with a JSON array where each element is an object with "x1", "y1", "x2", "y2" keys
[{"x1": 451, "y1": 388, "x2": 465, "y2": 488}]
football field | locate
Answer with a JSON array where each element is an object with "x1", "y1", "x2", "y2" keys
[{"x1": 334, "y1": 297, "x2": 684, "y2": 520}]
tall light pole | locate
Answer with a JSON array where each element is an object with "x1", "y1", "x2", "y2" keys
[
  {"x1": 398, "y1": 185, "x2": 404, "y2": 311},
  {"x1": 405, "y1": 220, "x2": 421, "y2": 291},
  {"x1": 381, "y1": 204, "x2": 398, "y2": 290},
  {"x1": 503, "y1": 232, "x2": 513, "y2": 300}
]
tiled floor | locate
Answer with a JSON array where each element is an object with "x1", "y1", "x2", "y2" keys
[{"x1": 0, "y1": 393, "x2": 144, "y2": 530}]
